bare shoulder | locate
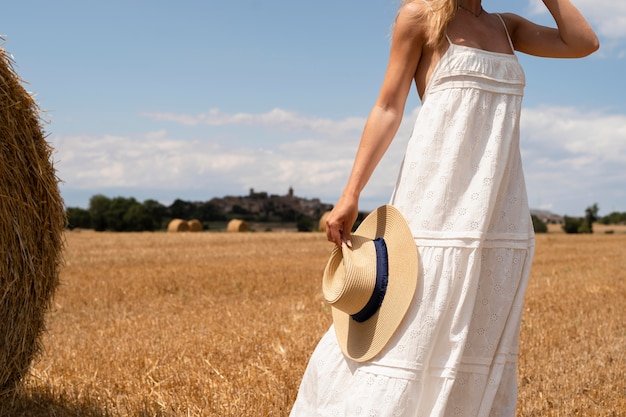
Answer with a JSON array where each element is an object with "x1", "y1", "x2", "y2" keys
[
  {"x1": 394, "y1": 1, "x2": 429, "y2": 39},
  {"x1": 496, "y1": 12, "x2": 546, "y2": 54},
  {"x1": 397, "y1": 0, "x2": 428, "y2": 18},
  {"x1": 497, "y1": 12, "x2": 527, "y2": 34}
]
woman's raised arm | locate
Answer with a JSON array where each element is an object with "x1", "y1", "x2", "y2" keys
[{"x1": 504, "y1": 0, "x2": 599, "y2": 58}]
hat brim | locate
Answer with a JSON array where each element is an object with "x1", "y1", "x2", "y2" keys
[{"x1": 329, "y1": 205, "x2": 418, "y2": 362}]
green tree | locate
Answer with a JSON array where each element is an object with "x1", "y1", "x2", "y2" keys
[
  {"x1": 105, "y1": 197, "x2": 137, "y2": 231},
  {"x1": 601, "y1": 211, "x2": 626, "y2": 225},
  {"x1": 582, "y1": 203, "x2": 599, "y2": 233},
  {"x1": 169, "y1": 199, "x2": 195, "y2": 220},
  {"x1": 531, "y1": 214, "x2": 548, "y2": 233},
  {"x1": 296, "y1": 215, "x2": 314, "y2": 232},
  {"x1": 143, "y1": 199, "x2": 167, "y2": 229},
  {"x1": 124, "y1": 203, "x2": 155, "y2": 231},
  {"x1": 66, "y1": 207, "x2": 92, "y2": 230},
  {"x1": 89, "y1": 194, "x2": 111, "y2": 231},
  {"x1": 562, "y1": 216, "x2": 582, "y2": 234},
  {"x1": 195, "y1": 201, "x2": 226, "y2": 222}
]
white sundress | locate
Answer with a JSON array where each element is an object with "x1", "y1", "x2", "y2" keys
[{"x1": 290, "y1": 17, "x2": 536, "y2": 417}]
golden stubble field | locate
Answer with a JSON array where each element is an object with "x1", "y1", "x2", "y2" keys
[{"x1": 1, "y1": 229, "x2": 625, "y2": 416}]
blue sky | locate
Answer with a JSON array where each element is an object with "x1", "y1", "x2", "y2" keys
[{"x1": 2, "y1": 0, "x2": 624, "y2": 216}]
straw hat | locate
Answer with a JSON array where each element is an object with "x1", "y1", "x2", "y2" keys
[{"x1": 322, "y1": 205, "x2": 418, "y2": 362}]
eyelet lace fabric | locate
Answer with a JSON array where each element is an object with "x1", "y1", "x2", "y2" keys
[{"x1": 291, "y1": 29, "x2": 535, "y2": 417}]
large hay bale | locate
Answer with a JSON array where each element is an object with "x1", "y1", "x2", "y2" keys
[
  {"x1": 227, "y1": 219, "x2": 248, "y2": 233},
  {"x1": 188, "y1": 219, "x2": 203, "y2": 232},
  {"x1": 0, "y1": 46, "x2": 65, "y2": 395},
  {"x1": 318, "y1": 211, "x2": 331, "y2": 232},
  {"x1": 167, "y1": 219, "x2": 189, "y2": 232}
]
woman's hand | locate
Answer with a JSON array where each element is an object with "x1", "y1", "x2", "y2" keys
[{"x1": 325, "y1": 195, "x2": 359, "y2": 248}]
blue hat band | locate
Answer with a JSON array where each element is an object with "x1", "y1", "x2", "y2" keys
[{"x1": 350, "y1": 238, "x2": 389, "y2": 323}]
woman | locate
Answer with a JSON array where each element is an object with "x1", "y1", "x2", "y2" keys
[{"x1": 291, "y1": 0, "x2": 598, "y2": 416}]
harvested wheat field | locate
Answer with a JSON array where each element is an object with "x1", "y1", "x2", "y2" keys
[{"x1": 1, "y1": 230, "x2": 624, "y2": 416}]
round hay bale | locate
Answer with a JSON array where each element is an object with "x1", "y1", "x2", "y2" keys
[
  {"x1": 318, "y1": 211, "x2": 332, "y2": 232},
  {"x1": 188, "y1": 219, "x2": 203, "y2": 232},
  {"x1": 167, "y1": 219, "x2": 189, "y2": 232},
  {"x1": 0, "y1": 46, "x2": 65, "y2": 395},
  {"x1": 227, "y1": 219, "x2": 248, "y2": 233}
]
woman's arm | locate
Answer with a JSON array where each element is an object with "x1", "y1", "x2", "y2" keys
[
  {"x1": 504, "y1": 0, "x2": 599, "y2": 58},
  {"x1": 325, "y1": 3, "x2": 427, "y2": 247}
]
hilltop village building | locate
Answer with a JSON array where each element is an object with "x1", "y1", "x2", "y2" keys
[{"x1": 208, "y1": 187, "x2": 333, "y2": 222}]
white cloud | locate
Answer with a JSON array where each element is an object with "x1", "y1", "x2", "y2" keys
[
  {"x1": 52, "y1": 105, "x2": 626, "y2": 216},
  {"x1": 521, "y1": 106, "x2": 626, "y2": 214},
  {"x1": 52, "y1": 131, "x2": 256, "y2": 189},
  {"x1": 50, "y1": 116, "x2": 367, "y2": 207},
  {"x1": 142, "y1": 108, "x2": 366, "y2": 137},
  {"x1": 522, "y1": 106, "x2": 626, "y2": 160}
]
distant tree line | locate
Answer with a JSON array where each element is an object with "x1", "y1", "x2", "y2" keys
[
  {"x1": 560, "y1": 203, "x2": 626, "y2": 234},
  {"x1": 66, "y1": 194, "x2": 228, "y2": 232},
  {"x1": 67, "y1": 197, "x2": 625, "y2": 233},
  {"x1": 599, "y1": 210, "x2": 626, "y2": 225},
  {"x1": 64, "y1": 194, "x2": 328, "y2": 232},
  {"x1": 561, "y1": 203, "x2": 597, "y2": 234}
]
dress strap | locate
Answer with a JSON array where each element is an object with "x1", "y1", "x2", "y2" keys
[{"x1": 496, "y1": 13, "x2": 515, "y2": 53}]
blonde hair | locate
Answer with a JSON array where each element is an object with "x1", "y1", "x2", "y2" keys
[{"x1": 401, "y1": 0, "x2": 456, "y2": 47}]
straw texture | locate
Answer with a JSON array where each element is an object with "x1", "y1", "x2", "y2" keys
[
  {"x1": 167, "y1": 219, "x2": 189, "y2": 232},
  {"x1": 0, "y1": 44, "x2": 65, "y2": 395},
  {"x1": 227, "y1": 219, "x2": 248, "y2": 233},
  {"x1": 188, "y1": 219, "x2": 203, "y2": 232}
]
